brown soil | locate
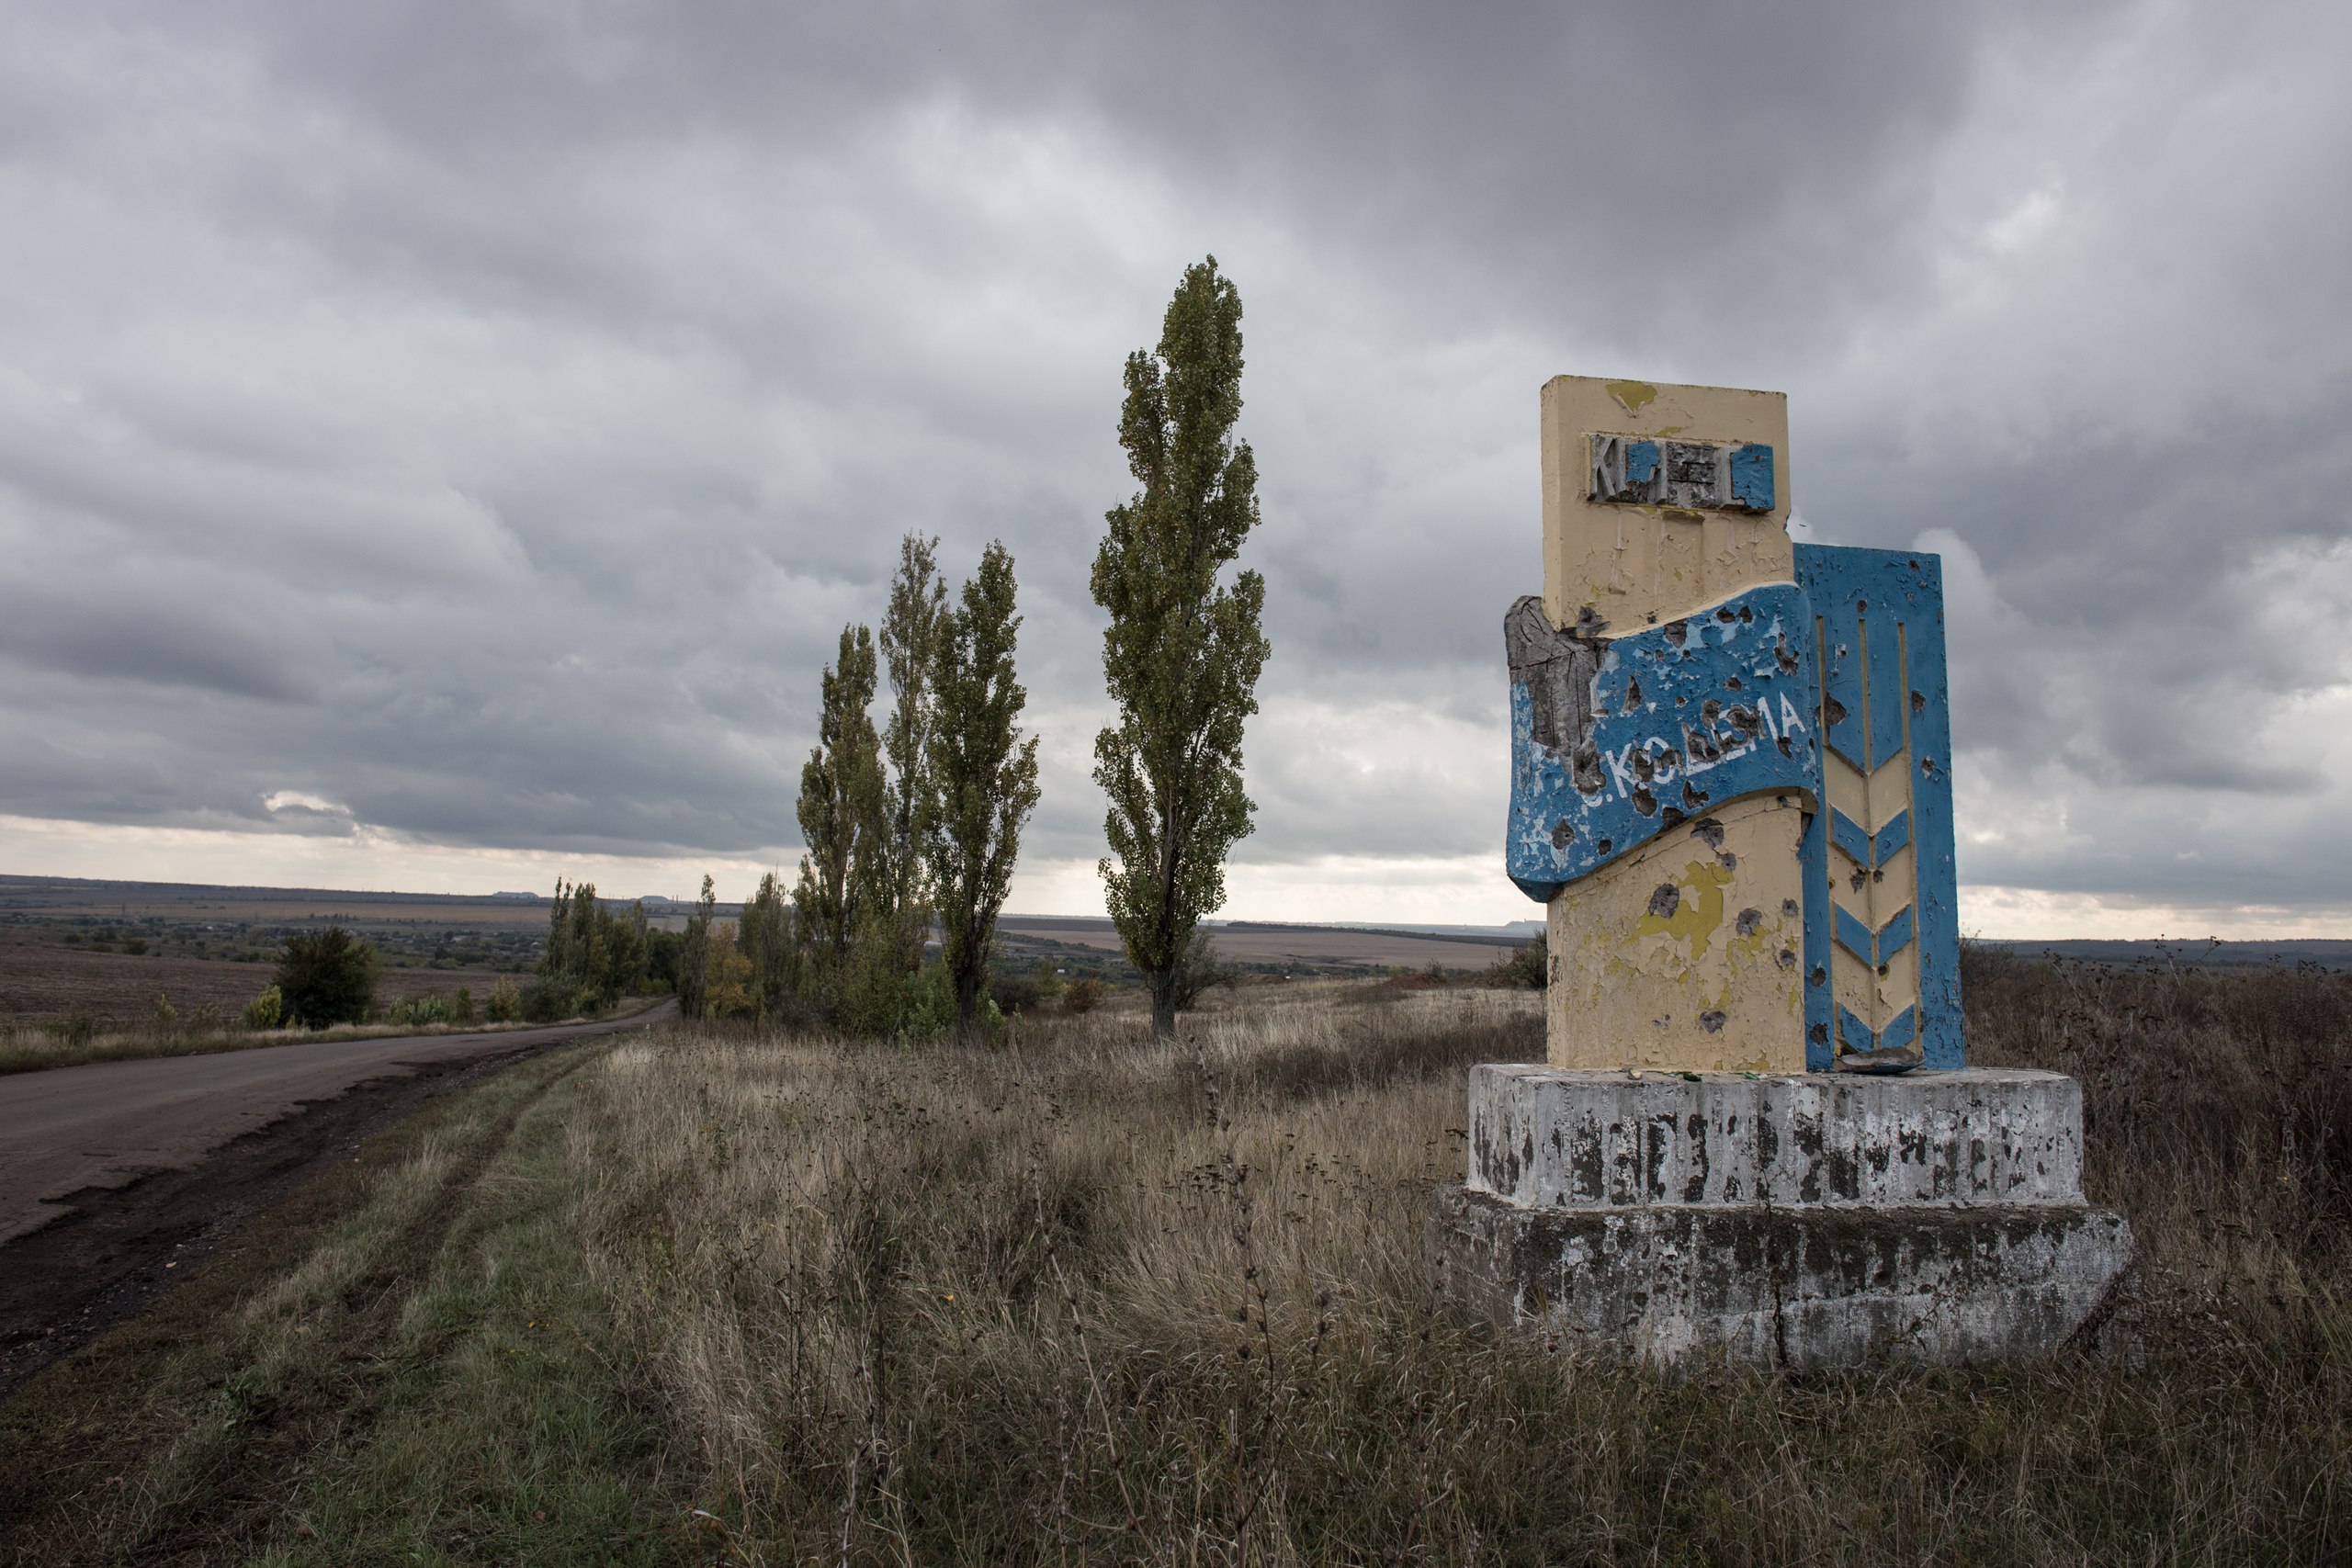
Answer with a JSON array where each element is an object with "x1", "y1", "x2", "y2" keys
[{"x1": 0, "y1": 943, "x2": 509, "y2": 1022}]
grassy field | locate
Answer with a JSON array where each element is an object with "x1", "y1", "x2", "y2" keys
[{"x1": 4, "y1": 955, "x2": 2347, "y2": 1563}]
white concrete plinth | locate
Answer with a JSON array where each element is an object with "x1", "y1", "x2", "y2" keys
[{"x1": 1430, "y1": 1066, "x2": 2136, "y2": 1370}]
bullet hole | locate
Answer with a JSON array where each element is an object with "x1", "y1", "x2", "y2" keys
[
  {"x1": 1623, "y1": 678, "x2": 1643, "y2": 713},
  {"x1": 1716, "y1": 851, "x2": 1736, "y2": 870},
  {"x1": 1808, "y1": 965, "x2": 1827, "y2": 987},
  {"x1": 1596, "y1": 837, "x2": 1613, "y2": 855},
  {"x1": 1724, "y1": 705, "x2": 1761, "y2": 741},
  {"x1": 1824, "y1": 696, "x2": 1849, "y2": 726},
  {"x1": 1738, "y1": 604, "x2": 1755, "y2": 623},
  {"x1": 1781, "y1": 898, "x2": 1800, "y2": 918},
  {"x1": 1725, "y1": 675, "x2": 1743, "y2": 691},
  {"x1": 1681, "y1": 784, "x2": 1710, "y2": 810},
  {"x1": 1648, "y1": 884, "x2": 1682, "y2": 919},
  {"x1": 1850, "y1": 870, "x2": 1868, "y2": 893},
  {"x1": 1663, "y1": 620, "x2": 1688, "y2": 649},
  {"x1": 1632, "y1": 750, "x2": 1656, "y2": 782},
  {"x1": 1872, "y1": 868, "x2": 1885, "y2": 884},
  {"x1": 1777, "y1": 737, "x2": 1793, "y2": 758},
  {"x1": 1659, "y1": 805, "x2": 1688, "y2": 829},
  {"x1": 1692, "y1": 818, "x2": 1725, "y2": 850},
  {"x1": 1775, "y1": 635, "x2": 1801, "y2": 674},
  {"x1": 1571, "y1": 741, "x2": 1605, "y2": 795},
  {"x1": 1551, "y1": 818, "x2": 1576, "y2": 849},
  {"x1": 1701, "y1": 697, "x2": 1722, "y2": 724},
  {"x1": 1911, "y1": 690, "x2": 1927, "y2": 714},
  {"x1": 1632, "y1": 785, "x2": 1658, "y2": 817},
  {"x1": 1810, "y1": 1023, "x2": 1830, "y2": 1044},
  {"x1": 1856, "y1": 599, "x2": 1868, "y2": 613},
  {"x1": 1778, "y1": 948, "x2": 1797, "y2": 967},
  {"x1": 1736, "y1": 908, "x2": 1763, "y2": 937},
  {"x1": 1575, "y1": 604, "x2": 1606, "y2": 636},
  {"x1": 1700, "y1": 1010, "x2": 1728, "y2": 1032},
  {"x1": 1922, "y1": 756, "x2": 1940, "y2": 777},
  {"x1": 1715, "y1": 606, "x2": 1736, "y2": 622}
]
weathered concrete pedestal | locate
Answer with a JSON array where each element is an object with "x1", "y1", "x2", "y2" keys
[{"x1": 1428, "y1": 1066, "x2": 2136, "y2": 1370}]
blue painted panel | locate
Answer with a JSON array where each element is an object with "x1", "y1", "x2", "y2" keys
[
  {"x1": 1830, "y1": 811, "x2": 1870, "y2": 868},
  {"x1": 1795, "y1": 545, "x2": 1965, "y2": 1071},
  {"x1": 1505, "y1": 582, "x2": 1820, "y2": 900},
  {"x1": 1730, "y1": 443, "x2": 1775, "y2": 513},
  {"x1": 1835, "y1": 906, "x2": 1874, "y2": 964},
  {"x1": 1801, "y1": 802, "x2": 1834, "y2": 1072},
  {"x1": 1865, "y1": 603, "x2": 1905, "y2": 773},
  {"x1": 1878, "y1": 904, "x2": 1913, "y2": 961},
  {"x1": 1817, "y1": 596, "x2": 1868, "y2": 769},
  {"x1": 1625, "y1": 440, "x2": 1659, "y2": 489}
]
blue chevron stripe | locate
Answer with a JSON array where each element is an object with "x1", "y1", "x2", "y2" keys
[
  {"x1": 1838, "y1": 1003, "x2": 1917, "y2": 1054},
  {"x1": 1830, "y1": 807, "x2": 1912, "y2": 873},
  {"x1": 1878, "y1": 905, "x2": 1913, "y2": 963},
  {"x1": 1835, "y1": 906, "x2": 1874, "y2": 964},
  {"x1": 1832, "y1": 902, "x2": 1917, "y2": 966},
  {"x1": 1830, "y1": 810, "x2": 1870, "y2": 867}
]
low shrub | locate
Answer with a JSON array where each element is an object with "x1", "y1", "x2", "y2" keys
[{"x1": 241, "y1": 986, "x2": 284, "y2": 1031}]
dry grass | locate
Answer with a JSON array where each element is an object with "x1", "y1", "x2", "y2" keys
[{"x1": 564, "y1": 972, "x2": 2351, "y2": 1563}]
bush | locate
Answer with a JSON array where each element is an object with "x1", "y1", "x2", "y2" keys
[
  {"x1": 1062, "y1": 976, "x2": 1103, "y2": 1015},
  {"x1": 452, "y1": 986, "x2": 476, "y2": 1025},
  {"x1": 274, "y1": 926, "x2": 379, "y2": 1027},
  {"x1": 1486, "y1": 929, "x2": 1548, "y2": 988},
  {"x1": 484, "y1": 977, "x2": 522, "y2": 1023},
  {"x1": 242, "y1": 987, "x2": 285, "y2": 1030}
]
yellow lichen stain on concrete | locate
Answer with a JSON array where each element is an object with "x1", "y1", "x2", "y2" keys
[
  {"x1": 1605, "y1": 379, "x2": 1658, "y2": 413},
  {"x1": 1635, "y1": 859, "x2": 1735, "y2": 959}
]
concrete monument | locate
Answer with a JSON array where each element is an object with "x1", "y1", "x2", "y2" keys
[{"x1": 1429, "y1": 376, "x2": 2134, "y2": 1369}]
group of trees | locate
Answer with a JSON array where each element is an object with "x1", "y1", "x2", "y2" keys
[
  {"x1": 679, "y1": 535, "x2": 1044, "y2": 1040},
  {"x1": 671, "y1": 254, "x2": 1269, "y2": 1043},
  {"x1": 531, "y1": 878, "x2": 669, "y2": 1020}
]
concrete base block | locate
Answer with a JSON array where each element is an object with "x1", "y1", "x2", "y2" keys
[
  {"x1": 1429, "y1": 1185, "x2": 2135, "y2": 1371},
  {"x1": 1431, "y1": 1066, "x2": 2137, "y2": 1369}
]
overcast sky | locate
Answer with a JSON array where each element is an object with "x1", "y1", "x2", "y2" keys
[{"x1": 3, "y1": 0, "x2": 2348, "y2": 936}]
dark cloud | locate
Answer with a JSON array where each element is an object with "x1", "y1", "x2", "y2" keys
[{"x1": 2, "y1": 0, "x2": 2348, "y2": 926}]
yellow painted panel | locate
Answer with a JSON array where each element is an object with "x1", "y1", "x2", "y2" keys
[
  {"x1": 1547, "y1": 793, "x2": 1807, "y2": 1073},
  {"x1": 1540, "y1": 375, "x2": 1792, "y2": 633}
]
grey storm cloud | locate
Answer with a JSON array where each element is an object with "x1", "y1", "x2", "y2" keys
[{"x1": 3, "y1": 0, "x2": 2350, "y2": 920}]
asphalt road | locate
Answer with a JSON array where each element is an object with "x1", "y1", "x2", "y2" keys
[{"x1": 0, "y1": 1003, "x2": 674, "y2": 1245}]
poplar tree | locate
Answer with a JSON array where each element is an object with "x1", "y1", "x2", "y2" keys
[
  {"x1": 926, "y1": 541, "x2": 1042, "y2": 1034},
  {"x1": 876, "y1": 533, "x2": 947, "y2": 976},
  {"x1": 793, "y1": 624, "x2": 887, "y2": 995},
  {"x1": 1093, "y1": 256, "x2": 1271, "y2": 1037}
]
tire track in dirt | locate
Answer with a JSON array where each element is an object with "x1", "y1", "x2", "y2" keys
[{"x1": 0, "y1": 1008, "x2": 664, "y2": 1398}]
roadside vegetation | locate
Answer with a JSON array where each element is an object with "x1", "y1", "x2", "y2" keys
[{"x1": 7, "y1": 953, "x2": 2346, "y2": 1562}]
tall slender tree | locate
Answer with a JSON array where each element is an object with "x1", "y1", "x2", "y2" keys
[
  {"x1": 927, "y1": 541, "x2": 1042, "y2": 1034},
  {"x1": 876, "y1": 533, "x2": 947, "y2": 976},
  {"x1": 1092, "y1": 256, "x2": 1271, "y2": 1037},
  {"x1": 793, "y1": 624, "x2": 887, "y2": 998}
]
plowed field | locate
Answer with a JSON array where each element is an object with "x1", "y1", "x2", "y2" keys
[{"x1": 0, "y1": 943, "x2": 508, "y2": 1022}]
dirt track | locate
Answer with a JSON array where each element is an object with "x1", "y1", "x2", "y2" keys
[{"x1": 0, "y1": 1003, "x2": 672, "y2": 1396}]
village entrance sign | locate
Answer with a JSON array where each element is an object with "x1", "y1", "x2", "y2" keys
[{"x1": 1429, "y1": 377, "x2": 2134, "y2": 1368}]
